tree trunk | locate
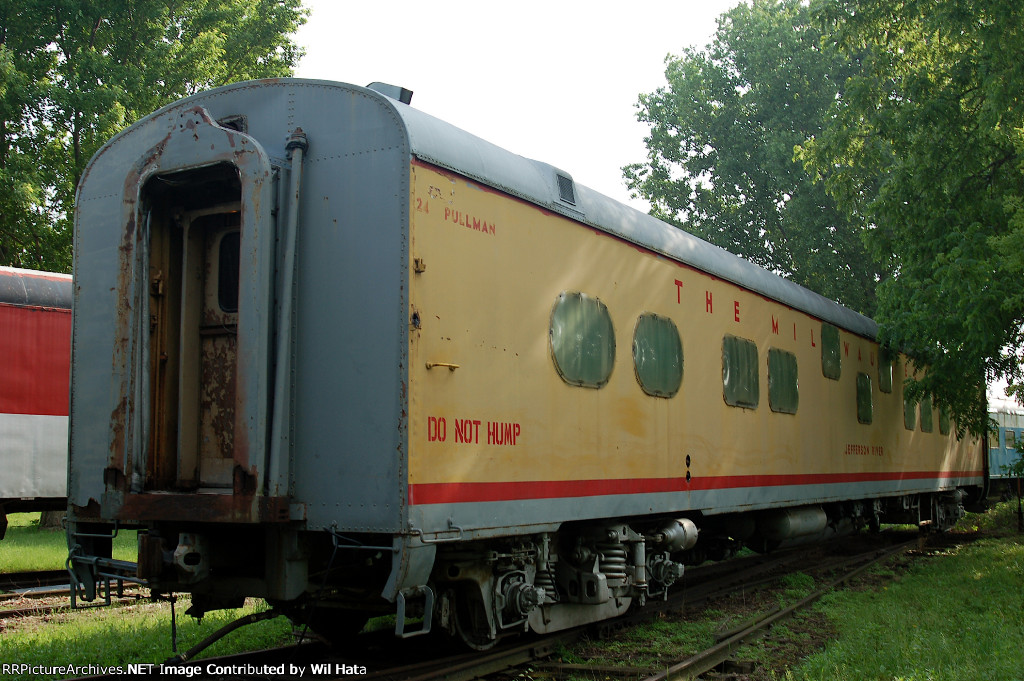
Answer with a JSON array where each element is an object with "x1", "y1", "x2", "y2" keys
[{"x1": 39, "y1": 510, "x2": 64, "y2": 529}]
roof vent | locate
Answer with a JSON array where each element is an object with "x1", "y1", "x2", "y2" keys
[
  {"x1": 217, "y1": 114, "x2": 247, "y2": 133},
  {"x1": 556, "y1": 173, "x2": 576, "y2": 205},
  {"x1": 367, "y1": 82, "x2": 414, "y2": 105}
]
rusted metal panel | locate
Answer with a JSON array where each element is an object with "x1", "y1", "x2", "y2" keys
[
  {"x1": 199, "y1": 333, "x2": 238, "y2": 479},
  {"x1": 70, "y1": 81, "x2": 413, "y2": 536},
  {"x1": 77, "y1": 103, "x2": 275, "y2": 517},
  {"x1": 114, "y1": 492, "x2": 291, "y2": 524}
]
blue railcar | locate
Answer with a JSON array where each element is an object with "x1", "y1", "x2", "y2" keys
[{"x1": 988, "y1": 400, "x2": 1024, "y2": 495}]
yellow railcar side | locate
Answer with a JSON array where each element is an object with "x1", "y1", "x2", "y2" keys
[{"x1": 407, "y1": 161, "x2": 982, "y2": 507}]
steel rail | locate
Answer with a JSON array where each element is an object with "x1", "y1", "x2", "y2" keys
[
  {"x1": 0, "y1": 568, "x2": 69, "y2": 592},
  {"x1": 641, "y1": 539, "x2": 917, "y2": 681},
  {"x1": 350, "y1": 543, "x2": 880, "y2": 681},
  {"x1": 1, "y1": 593, "x2": 143, "y2": 622},
  {"x1": 51, "y1": 532, "x2": 922, "y2": 681}
]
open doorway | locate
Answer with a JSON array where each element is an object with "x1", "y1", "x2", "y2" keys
[{"x1": 143, "y1": 164, "x2": 243, "y2": 491}]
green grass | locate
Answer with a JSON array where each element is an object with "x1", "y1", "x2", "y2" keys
[
  {"x1": 567, "y1": 608, "x2": 729, "y2": 671},
  {"x1": 558, "y1": 502, "x2": 1024, "y2": 681},
  {"x1": 1, "y1": 513, "x2": 136, "y2": 573},
  {"x1": 788, "y1": 503, "x2": 1024, "y2": 681},
  {"x1": 0, "y1": 597, "x2": 294, "y2": 679},
  {"x1": 778, "y1": 571, "x2": 816, "y2": 602},
  {"x1": 611, "y1": 616, "x2": 718, "y2": 664},
  {"x1": 1, "y1": 513, "x2": 294, "y2": 679}
]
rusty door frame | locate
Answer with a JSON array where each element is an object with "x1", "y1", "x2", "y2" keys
[{"x1": 107, "y1": 105, "x2": 278, "y2": 519}]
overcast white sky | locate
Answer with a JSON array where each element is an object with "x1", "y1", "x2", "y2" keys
[{"x1": 294, "y1": 1, "x2": 742, "y2": 210}]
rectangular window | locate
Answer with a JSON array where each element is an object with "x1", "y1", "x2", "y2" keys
[
  {"x1": 723, "y1": 335, "x2": 759, "y2": 409},
  {"x1": 990, "y1": 428, "x2": 1001, "y2": 450},
  {"x1": 768, "y1": 348, "x2": 798, "y2": 414},
  {"x1": 1007, "y1": 430, "x2": 1017, "y2": 451},
  {"x1": 821, "y1": 323, "x2": 841, "y2": 380},
  {"x1": 856, "y1": 373, "x2": 873, "y2": 424}
]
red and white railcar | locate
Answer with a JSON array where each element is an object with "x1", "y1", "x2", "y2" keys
[{"x1": 0, "y1": 266, "x2": 72, "y2": 538}]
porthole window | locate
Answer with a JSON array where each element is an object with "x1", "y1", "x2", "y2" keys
[
  {"x1": 821, "y1": 323, "x2": 841, "y2": 380},
  {"x1": 878, "y1": 359, "x2": 893, "y2": 394},
  {"x1": 939, "y1": 406, "x2": 951, "y2": 436},
  {"x1": 723, "y1": 335, "x2": 759, "y2": 409},
  {"x1": 920, "y1": 395, "x2": 934, "y2": 433},
  {"x1": 904, "y1": 393, "x2": 917, "y2": 431},
  {"x1": 549, "y1": 291, "x2": 615, "y2": 388},
  {"x1": 856, "y1": 373, "x2": 873, "y2": 424},
  {"x1": 633, "y1": 313, "x2": 683, "y2": 398},
  {"x1": 768, "y1": 348, "x2": 798, "y2": 414}
]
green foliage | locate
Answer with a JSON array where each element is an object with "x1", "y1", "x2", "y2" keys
[
  {"x1": 800, "y1": 0, "x2": 1024, "y2": 435},
  {"x1": 0, "y1": 0, "x2": 308, "y2": 272},
  {"x1": 625, "y1": 0, "x2": 879, "y2": 315}
]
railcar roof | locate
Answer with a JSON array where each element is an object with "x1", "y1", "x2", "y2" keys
[
  {"x1": 0, "y1": 266, "x2": 72, "y2": 308},
  {"x1": 388, "y1": 86, "x2": 877, "y2": 340},
  {"x1": 84, "y1": 78, "x2": 876, "y2": 339}
]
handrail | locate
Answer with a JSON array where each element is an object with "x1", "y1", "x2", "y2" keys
[{"x1": 267, "y1": 128, "x2": 308, "y2": 496}]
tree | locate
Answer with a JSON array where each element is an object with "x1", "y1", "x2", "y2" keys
[
  {"x1": 800, "y1": 0, "x2": 1024, "y2": 434},
  {"x1": 0, "y1": 0, "x2": 307, "y2": 272},
  {"x1": 624, "y1": 0, "x2": 880, "y2": 315},
  {"x1": 0, "y1": 4, "x2": 57, "y2": 269}
]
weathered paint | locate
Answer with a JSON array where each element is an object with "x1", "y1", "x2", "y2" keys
[
  {"x1": 115, "y1": 491, "x2": 290, "y2": 523},
  {"x1": 58, "y1": 79, "x2": 997, "y2": 634},
  {"x1": 75, "y1": 104, "x2": 275, "y2": 522},
  {"x1": 66, "y1": 80, "x2": 986, "y2": 609},
  {"x1": 70, "y1": 82, "x2": 411, "y2": 533},
  {"x1": 406, "y1": 160, "x2": 983, "y2": 532}
]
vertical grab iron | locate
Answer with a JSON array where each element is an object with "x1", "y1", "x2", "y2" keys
[{"x1": 267, "y1": 129, "x2": 309, "y2": 498}]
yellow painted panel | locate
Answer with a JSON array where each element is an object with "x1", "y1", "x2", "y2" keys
[{"x1": 406, "y1": 162, "x2": 983, "y2": 492}]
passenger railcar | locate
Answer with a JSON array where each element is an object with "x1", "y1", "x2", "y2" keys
[
  {"x1": 1, "y1": 266, "x2": 72, "y2": 539},
  {"x1": 987, "y1": 399, "x2": 1023, "y2": 496},
  {"x1": 66, "y1": 79, "x2": 985, "y2": 647}
]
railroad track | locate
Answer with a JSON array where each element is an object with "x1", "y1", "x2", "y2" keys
[
  {"x1": 52, "y1": 530, "x2": 939, "y2": 681},
  {"x1": 640, "y1": 538, "x2": 918, "y2": 681},
  {"x1": 0, "y1": 568, "x2": 69, "y2": 593},
  {"x1": 1, "y1": 568, "x2": 142, "y2": 622},
  {"x1": 354, "y1": 533, "x2": 924, "y2": 681}
]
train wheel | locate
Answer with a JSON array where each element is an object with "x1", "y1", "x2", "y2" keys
[{"x1": 453, "y1": 588, "x2": 497, "y2": 651}]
